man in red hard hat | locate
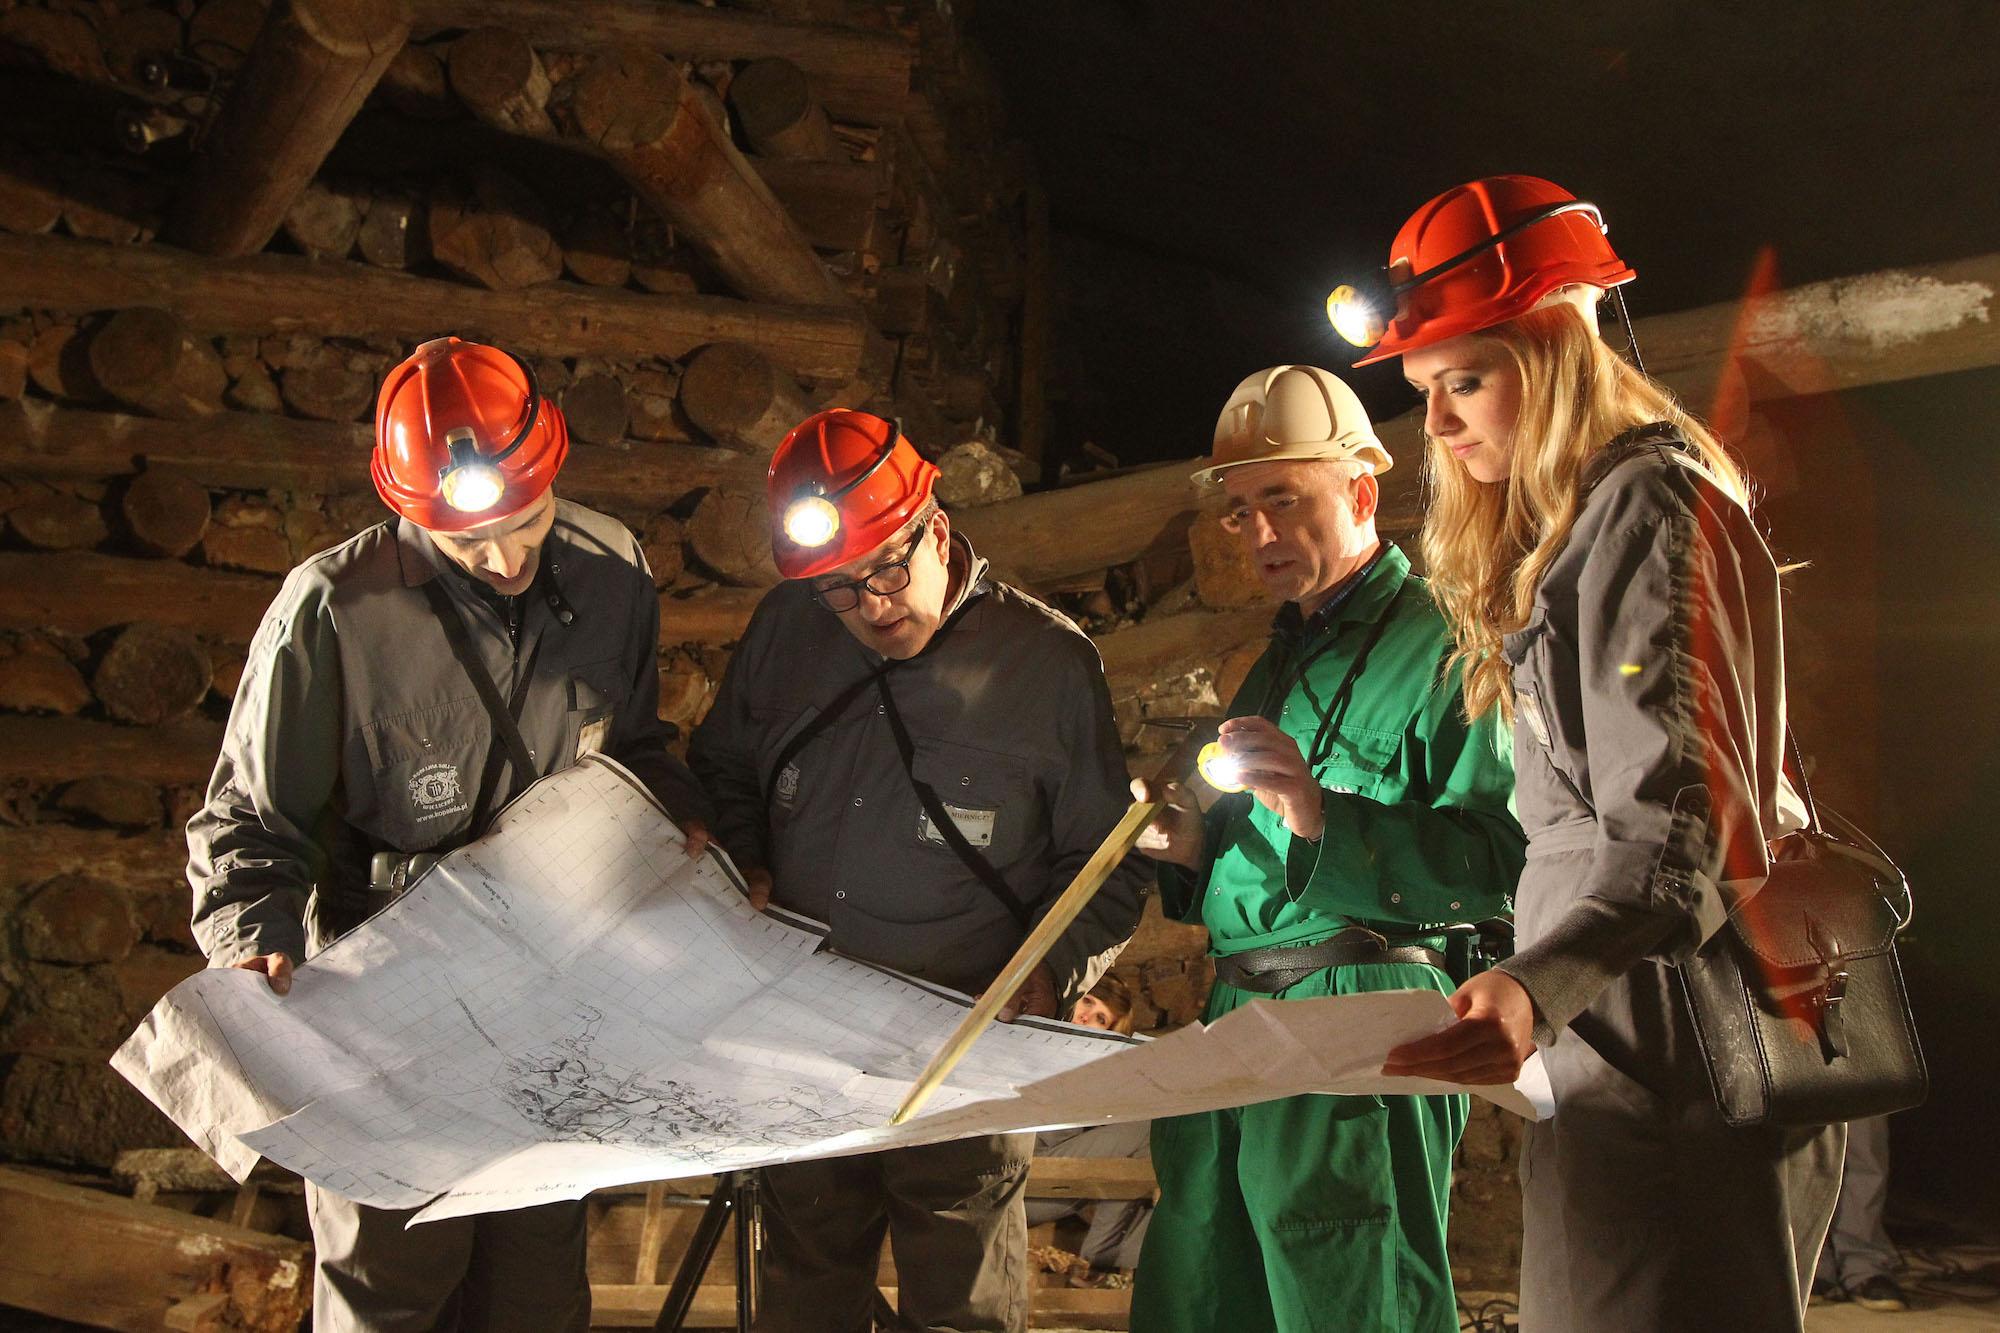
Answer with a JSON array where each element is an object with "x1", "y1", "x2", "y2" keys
[
  {"x1": 689, "y1": 408, "x2": 1147, "y2": 1333},
  {"x1": 187, "y1": 336, "x2": 712, "y2": 1332}
]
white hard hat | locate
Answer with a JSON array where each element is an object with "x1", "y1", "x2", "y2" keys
[{"x1": 1192, "y1": 365, "x2": 1392, "y2": 488}]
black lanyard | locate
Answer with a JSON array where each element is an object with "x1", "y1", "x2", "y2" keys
[
  {"x1": 421, "y1": 577, "x2": 543, "y2": 837},
  {"x1": 757, "y1": 589, "x2": 1031, "y2": 928}
]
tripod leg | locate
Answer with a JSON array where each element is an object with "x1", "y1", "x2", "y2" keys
[
  {"x1": 655, "y1": 1175, "x2": 734, "y2": 1332},
  {"x1": 732, "y1": 1172, "x2": 761, "y2": 1333}
]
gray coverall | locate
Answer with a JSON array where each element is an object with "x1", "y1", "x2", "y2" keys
[
  {"x1": 687, "y1": 535, "x2": 1147, "y2": 1333},
  {"x1": 1494, "y1": 427, "x2": 1843, "y2": 1331},
  {"x1": 188, "y1": 500, "x2": 710, "y2": 1333}
]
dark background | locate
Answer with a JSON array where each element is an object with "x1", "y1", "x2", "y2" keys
[{"x1": 968, "y1": 1, "x2": 2000, "y2": 1224}]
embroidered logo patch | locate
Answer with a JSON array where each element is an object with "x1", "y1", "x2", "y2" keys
[
  {"x1": 774, "y1": 763, "x2": 801, "y2": 810},
  {"x1": 409, "y1": 762, "x2": 468, "y2": 822}
]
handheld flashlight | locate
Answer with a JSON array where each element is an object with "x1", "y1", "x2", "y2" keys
[
  {"x1": 780, "y1": 417, "x2": 902, "y2": 550},
  {"x1": 1196, "y1": 740, "x2": 1248, "y2": 794}
]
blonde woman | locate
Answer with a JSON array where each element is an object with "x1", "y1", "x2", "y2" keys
[{"x1": 1367, "y1": 176, "x2": 1842, "y2": 1331}]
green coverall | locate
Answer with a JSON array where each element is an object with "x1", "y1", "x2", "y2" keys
[{"x1": 1130, "y1": 546, "x2": 1524, "y2": 1333}]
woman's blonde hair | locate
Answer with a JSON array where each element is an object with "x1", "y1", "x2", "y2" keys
[{"x1": 1419, "y1": 302, "x2": 1748, "y2": 721}]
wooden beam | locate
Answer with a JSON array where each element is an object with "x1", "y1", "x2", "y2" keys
[
  {"x1": 0, "y1": 823, "x2": 187, "y2": 889},
  {"x1": 0, "y1": 1167, "x2": 312, "y2": 1333},
  {"x1": 952, "y1": 462, "x2": 1197, "y2": 590},
  {"x1": 168, "y1": 0, "x2": 412, "y2": 257},
  {"x1": 0, "y1": 716, "x2": 223, "y2": 785},
  {"x1": 976, "y1": 250, "x2": 2000, "y2": 587},
  {"x1": 755, "y1": 157, "x2": 883, "y2": 254},
  {"x1": 0, "y1": 233, "x2": 873, "y2": 380},
  {"x1": 560, "y1": 46, "x2": 850, "y2": 310},
  {"x1": 407, "y1": 0, "x2": 912, "y2": 127},
  {"x1": 1094, "y1": 607, "x2": 1271, "y2": 690},
  {"x1": 0, "y1": 552, "x2": 277, "y2": 640},
  {"x1": 0, "y1": 401, "x2": 765, "y2": 506},
  {"x1": 586, "y1": 1282, "x2": 1131, "y2": 1330},
  {"x1": 0, "y1": 548, "x2": 771, "y2": 651}
]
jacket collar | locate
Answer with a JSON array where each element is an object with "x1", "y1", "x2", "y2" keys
[
  {"x1": 395, "y1": 512, "x2": 575, "y2": 626},
  {"x1": 1270, "y1": 542, "x2": 1410, "y2": 645}
]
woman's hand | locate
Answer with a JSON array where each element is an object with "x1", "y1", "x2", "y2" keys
[
  {"x1": 1381, "y1": 969, "x2": 1538, "y2": 1085},
  {"x1": 1216, "y1": 717, "x2": 1325, "y2": 842}
]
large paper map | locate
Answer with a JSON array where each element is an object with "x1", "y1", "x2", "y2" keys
[{"x1": 115, "y1": 756, "x2": 1547, "y2": 1223}]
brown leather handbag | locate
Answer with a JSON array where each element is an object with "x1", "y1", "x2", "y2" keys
[{"x1": 1678, "y1": 738, "x2": 1928, "y2": 1128}]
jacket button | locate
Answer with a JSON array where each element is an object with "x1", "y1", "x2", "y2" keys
[
  {"x1": 852, "y1": 797, "x2": 863, "y2": 807},
  {"x1": 835, "y1": 891, "x2": 847, "y2": 900},
  {"x1": 960, "y1": 776, "x2": 971, "y2": 786},
  {"x1": 1390, "y1": 892, "x2": 1403, "y2": 904},
  {"x1": 1450, "y1": 901, "x2": 1461, "y2": 911}
]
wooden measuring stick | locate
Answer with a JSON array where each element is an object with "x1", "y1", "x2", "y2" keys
[{"x1": 889, "y1": 723, "x2": 1215, "y2": 1125}]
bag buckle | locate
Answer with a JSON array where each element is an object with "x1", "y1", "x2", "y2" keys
[{"x1": 1807, "y1": 915, "x2": 1850, "y2": 1062}]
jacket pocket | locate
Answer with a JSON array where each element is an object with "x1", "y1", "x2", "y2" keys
[
  {"x1": 357, "y1": 696, "x2": 489, "y2": 852},
  {"x1": 566, "y1": 657, "x2": 628, "y2": 762},
  {"x1": 909, "y1": 736, "x2": 1036, "y2": 867},
  {"x1": 1314, "y1": 724, "x2": 1401, "y2": 796}
]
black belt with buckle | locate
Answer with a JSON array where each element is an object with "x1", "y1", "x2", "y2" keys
[{"x1": 1213, "y1": 928, "x2": 1446, "y2": 994}]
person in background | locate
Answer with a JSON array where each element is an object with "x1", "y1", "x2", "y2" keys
[
  {"x1": 1370, "y1": 175, "x2": 1841, "y2": 1331},
  {"x1": 1816, "y1": 1117, "x2": 1910, "y2": 1311},
  {"x1": 1029, "y1": 975, "x2": 1154, "y2": 1278}
]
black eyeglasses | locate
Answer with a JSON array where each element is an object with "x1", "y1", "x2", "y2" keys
[{"x1": 808, "y1": 523, "x2": 929, "y2": 612}]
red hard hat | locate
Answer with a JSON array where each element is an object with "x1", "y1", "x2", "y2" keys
[
  {"x1": 371, "y1": 337, "x2": 569, "y2": 531},
  {"x1": 1354, "y1": 175, "x2": 1636, "y2": 366},
  {"x1": 767, "y1": 409, "x2": 939, "y2": 579}
]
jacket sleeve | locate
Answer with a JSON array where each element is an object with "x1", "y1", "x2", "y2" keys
[
  {"x1": 685, "y1": 601, "x2": 776, "y2": 873},
  {"x1": 1036, "y1": 637, "x2": 1147, "y2": 1004},
  {"x1": 187, "y1": 573, "x2": 340, "y2": 968},
  {"x1": 608, "y1": 553, "x2": 713, "y2": 829},
  {"x1": 1282, "y1": 668, "x2": 1524, "y2": 927},
  {"x1": 1499, "y1": 491, "x2": 1775, "y2": 1041}
]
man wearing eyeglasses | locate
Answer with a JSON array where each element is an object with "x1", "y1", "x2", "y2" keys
[
  {"x1": 187, "y1": 338, "x2": 712, "y2": 1331},
  {"x1": 1124, "y1": 366, "x2": 1523, "y2": 1333},
  {"x1": 688, "y1": 408, "x2": 1146, "y2": 1333}
]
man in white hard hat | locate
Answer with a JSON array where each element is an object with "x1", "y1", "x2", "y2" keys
[{"x1": 1126, "y1": 366, "x2": 1525, "y2": 1333}]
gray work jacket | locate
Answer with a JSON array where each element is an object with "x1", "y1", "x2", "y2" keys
[
  {"x1": 189, "y1": 500, "x2": 711, "y2": 967},
  {"x1": 686, "y1": 536, "x2": 1145, "y2": 1001},
  {"x1": 1496, "y1": 426, "x2": 1787, "y2": 1042}
]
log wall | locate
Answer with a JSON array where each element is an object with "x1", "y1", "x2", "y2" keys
[{"x1": 0, "y1": 0, "x2": 1238, "y2": 1188}]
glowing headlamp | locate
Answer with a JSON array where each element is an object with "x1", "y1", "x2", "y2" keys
[
  {"x1": 780, "y1": 418, "x2": 901, "y2": 550},
  {"x1": 1326, "y1": 200, "x2": 1608, "y2": 351},
  {"x1": 436, "y1": 353, "x2": 542, "y2": 514},
  {"x1": 1326, "y1": 280, "x2": 1392, "y2": 350},
  {"x1": 1196, "y1": 740, "x2": 1248, "y2": 794}
]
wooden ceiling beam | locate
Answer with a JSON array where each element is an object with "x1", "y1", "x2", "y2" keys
[
  {"x1": 0, "y1": 232, "x2": 872, "y2": 379},
  {"x1": 168, "y1": 0, "x2": 413, "y2": 257},
  {"x1": 963, "y1": 250, "x2": 2000, "y2": 586},
  {"x1": 0, "y1": 402, "x2": 765, "y2": 506},
  {"x1": 409, "y1": 0, "x2": 913, "y2": 127}
]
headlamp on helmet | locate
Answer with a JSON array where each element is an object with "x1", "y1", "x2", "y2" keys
[
  {"x1": 780, "y1": 418, "x2": 901, "y2": 550},
  {"x1": 1328, "y1": 200, "x2": 1608, "y2": 351},
  {"x1": 434, "y1": 352, "x2": 544, "y2": 514}
]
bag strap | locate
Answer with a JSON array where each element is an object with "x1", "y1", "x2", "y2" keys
[
  {"x1": 421, "y1": 578, "x2": 541, "y2": 835},
  {"x1": 874, "y1": 674, "x2": 1034, "y2": 929},
  {"x1": 760, "y1": 657, "x2": 901, "y2": 809},
  {"x1": 1782, "y1": 723, "x2": 1824, "y2": 838}
]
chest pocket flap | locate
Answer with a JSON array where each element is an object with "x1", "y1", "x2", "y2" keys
[
  {"x1": 910, "y1": 737, "x2": 1035, "y2": 862},
  {"x1": 1314, "y1": 724, "x2": 1401, "y2": 794}
]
